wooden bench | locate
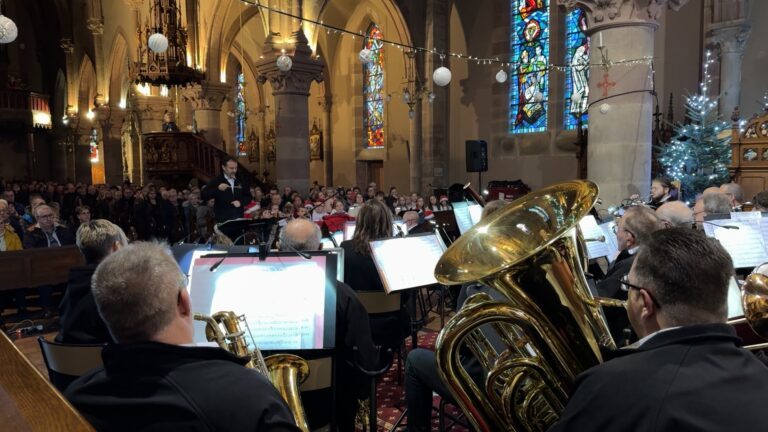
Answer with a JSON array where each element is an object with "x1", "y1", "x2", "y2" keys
[
  {"x1": 0, "y1": 246, "x2": 84, "y2": 291},
  {"x1": 0, "y1": 332, "x2": 93, "y2": 431}
]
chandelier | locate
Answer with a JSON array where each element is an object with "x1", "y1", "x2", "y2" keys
[{"x1": 130, "y1": 0, "x2": 203, "y2": 87}]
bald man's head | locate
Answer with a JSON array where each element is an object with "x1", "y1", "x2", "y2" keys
[
  {"x1": 656, "y1": 201, "x2": 693, "y2": 228},
  {"x1": 703, "y1": 187, "x2": 721, "y2": 196},
  {"x1": 279, "y1": 219, "x2": 322, "y2": 251},
  {"x1": 403, "y1": 211, "x2": 419, "y2": 229}
]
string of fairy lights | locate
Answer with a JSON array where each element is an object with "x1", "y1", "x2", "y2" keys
[{"x1": 237, "y1": 0, "x2": 655, "y2": 86}]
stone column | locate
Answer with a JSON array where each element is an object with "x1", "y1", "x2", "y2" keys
[
  {"x1": 256, "y1": 106, "x2": 268, "y2": 177},
  {"x1": 255, "y1": 29, "x2": 324, "y2": 194},
  {"x1": 97, "y1": 106, "x2": 127, "y2": 185},
  {"x1": 409, "y1": 98, "x2": 423, "y2": 194},
  {"x1": 708, "y1": 22, "x2": 750, "y2": 118},
  {"x1": 424, "y1": 0, "x2": 450, "y2": 195},
  {"x1": 86, "y1": 16, "x2": 108, "y2": 107},
  {"x1": 322, "y1": 96, "x2": 333, "y2": 186},
  {"x1": 26, "y1": 129, "x2": 36, "y2": 180},
  {"x1": 181, "y1": 81, "x2": 230, "y2": 150},
  {"x1": 128, "y1": 94, "x2": 171, "y2": 184},
  {"x1": 561, "y1": 0, "x2": 689, "y2": 205}
]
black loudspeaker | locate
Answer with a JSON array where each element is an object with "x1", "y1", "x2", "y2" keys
[{"x1": 465, "y1": 140, "x2": 488, "y2": 173}]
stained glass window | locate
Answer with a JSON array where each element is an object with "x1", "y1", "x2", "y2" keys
[
  {"x1": 235, "y1": 72, "x2": 247, "y2": 156},
  {"x1": 564, "y1": 8, "x2": 589, "y2": 130},
  {"x1": 509, "y1": 0, "x2": 550, "y2": 134},
  {"x1": 363, "y1": 23, "x2": 385, "y2": 149}
]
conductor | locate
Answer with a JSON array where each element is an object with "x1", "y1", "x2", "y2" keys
[{"x1": 202, "y1": 156, "x2": 252, "y2": 223}]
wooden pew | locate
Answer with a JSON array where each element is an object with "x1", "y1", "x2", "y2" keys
[
  {"x1": 0, "y1": 332, "x2": 93, "y2": 431},
  {"x1": 0, "y1": 246, "x2": 84, "y2": 291}
]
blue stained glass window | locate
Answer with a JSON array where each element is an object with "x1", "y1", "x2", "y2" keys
[
  {"x1": 363, "y1": 23, "x2": 385, "y2": 148},
  {"x1": 510, "y1": 0, "x2": 550, "y2": 134},
  {"x1": 235, "y1": 73, "x2": 246, "y2": 152},
  {"x1": 564, "y1": 8, "x2": 589, "y2": 130}
]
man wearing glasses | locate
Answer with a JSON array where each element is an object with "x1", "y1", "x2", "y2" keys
[
  {"x1": 551, "y1": 228, "x2": 768, "y2": 431},
  {"x1": 598, "y1": 205, "x2": 661, "y2": 345}
]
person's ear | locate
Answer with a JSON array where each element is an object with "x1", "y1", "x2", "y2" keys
[
  {"x1": 178, "y1": 288, "x2": 192, "y2": 318},
  {"x1": 639, "y1": 289, "x2": 656, "y2": 319}
]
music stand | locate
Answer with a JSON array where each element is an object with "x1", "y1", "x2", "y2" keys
[
  {"x1": 216, "y1": 218, "x2": 276, "y2": 245},
  {"x1": 432, "y1": 210, "x2": 459, "y2": 244}
]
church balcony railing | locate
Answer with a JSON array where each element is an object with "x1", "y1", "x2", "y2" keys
[{"x1": 0, "y1": 90, "x2": 52, "y2": 129}]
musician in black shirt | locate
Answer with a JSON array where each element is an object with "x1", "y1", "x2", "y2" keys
[{"x1": 65, "y1": 242, "x2": 298, "y2": 431}]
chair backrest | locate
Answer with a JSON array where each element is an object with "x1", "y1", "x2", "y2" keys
[
  {"x1": 38, "y1": 336, "x2": 105, "y2": 392},
  {"x1": 356, "y1": 291, "x2": 401, "y2": 314}
]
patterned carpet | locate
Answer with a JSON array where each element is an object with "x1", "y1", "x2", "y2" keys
[{"x1": 370, "y1": 330, "x2": 468, "y2": 432}]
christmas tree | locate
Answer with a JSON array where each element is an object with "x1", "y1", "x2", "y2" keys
[{"x1": 657, "y1": 51, "x2": 731, "y2": 201}]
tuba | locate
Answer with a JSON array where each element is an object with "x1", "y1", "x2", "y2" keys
[
  {"x1": 433, "y1": 180, "x2": 621, "y2": 431},
  {"x1": 728, "y1": 263, "x2": 768, "y2": 351},
  {"x1": 194, "y1": 311, "x2": 311, "y2": 432}
]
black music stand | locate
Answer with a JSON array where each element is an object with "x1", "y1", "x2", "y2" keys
[{"x1": 216, "y1": 218, "x2": 276, "y2": 245}]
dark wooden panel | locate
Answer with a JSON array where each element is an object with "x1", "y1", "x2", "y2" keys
[
  {"x1": 0, "y1": 332, "x2": 93, "y2": 431},
  {"x1": 0, "y1": 246, "x2": 84, "y2": 291}
]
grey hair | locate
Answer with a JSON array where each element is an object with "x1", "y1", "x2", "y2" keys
[
  {"x1": 279, "y1": 219, "x2": 322, "y2": 251},
  {"x1": 91, "y1": 242, "x2": 183, "y2": 343},
  {"x1": 76, "y1": 219, "x2": 129, "y2": 264},
  {"x1": 703, "y1": 193, "x2": 732, "y2": 214}
]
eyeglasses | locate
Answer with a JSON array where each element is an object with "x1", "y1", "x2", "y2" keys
[
  {"x1": 611, "y1": 224, "x2": 633, "y2": 237},
  {"x1": 620, "y1": 275, "x2": 661, "y2": 308}
]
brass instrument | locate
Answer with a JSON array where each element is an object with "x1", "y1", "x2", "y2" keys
[
  {"x1": 728, "y1": 263, "x2": 768, "y2": 351},
  {"x1": 433, "y1": 180, "x2": 619, "y2": 431},
  {"x1": 193, "y1": 312, "x2": 310, "y2": 432}
]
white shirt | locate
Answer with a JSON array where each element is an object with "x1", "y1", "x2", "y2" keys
[
  {"x1": 225, "y1": 175, "x2": 236, "y2": 193},
  {"x1": 627, "y1": 326, "x2": 681, "y2": 349},
  {"x1": 0, "y1": 229, "x2": 6, "y2": 252}
]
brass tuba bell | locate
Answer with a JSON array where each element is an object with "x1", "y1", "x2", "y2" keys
[
  {"x1": 433, "y1": 180, "x2": 618, "y2": 431},
  {"x1": 194, "y1": 311, "x2": 311, "y2": 432},
  {"x1": 728, "y1": 263, "x2": 768, "y2": 351}
]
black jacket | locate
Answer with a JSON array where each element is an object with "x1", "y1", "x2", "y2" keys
[
  {"x1": 550, "y1": 324, "x2": 768, "y2": 432},
  {"x1": 201, "y1": 174, "x2": 252, "y2": 223},
  {"x1": 339, "y1": 240, "x2": 385, "y2": 293},
  {"x1": 22, "y1": 225, "x2": 76, "y2": 249},
  {"x1": 56, "y1": 264, "x2": 114, "y2": 345},
  {"x1": 65, "y1": 342, "x2": 299, "y2": 432},
  {"x1": 596, "y1": 249, "x2": 635, "y2": 344}
]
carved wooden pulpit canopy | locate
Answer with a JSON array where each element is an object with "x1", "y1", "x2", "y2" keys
[{"x1": 729, "y1": 109, "x2": 768, "y2": 201}]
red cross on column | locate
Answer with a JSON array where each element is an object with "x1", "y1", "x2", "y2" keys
[{"x1": 597, "y1": 73, "x2": 616, "y2": 97}]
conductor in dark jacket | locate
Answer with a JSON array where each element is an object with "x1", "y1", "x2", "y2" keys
[
  {"x1": 201, "y1": 156, "x2": 252, "y2": 223},
  {"x1": 65, "y1": 242, "x2": 299, "y2": 431},
  {"x1": 550, "y1": 228, "x2": 768, "y2": 432},
  {"x1": 57, "y1": 220, "x2": 128, "y2": 345}
]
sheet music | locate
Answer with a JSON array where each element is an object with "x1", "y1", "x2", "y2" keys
[
  {"x1": 343, "y1": 221, "x2": 409, "y2": 240},
  {"x1": 452, "y1": 202, "x2": 475, "y2": 234},
  {"x1": 578, "y1": 215, "x2": 610, "y2": 259},
  {"x1": 189, "y1": 257, "x2": 329, "y2": 350},
  {"x1": 727, "y1": 277, "x2": 744, "y2": 319},
  {"x1": 731, "y1": 211, "x2": 762, "y2": 221},
  {"x1": 370, "y1": 234, "x2": 446, "y2": 292},
  {"x1": 468, "y1": 204, "x2": 483, "y2": 225},
  {"x1": 704, "y1": 219, "x2": 767, "y2": 269},
  {"x1": 599, "y1": 221, "x2": 619, "y2": 263}
]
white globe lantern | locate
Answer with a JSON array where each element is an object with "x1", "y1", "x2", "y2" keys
[
  {"x1": 432, "y1": 66, "x2": 452, "y2": 87},
  {"x1": 148, "y1": 33, "x2": 169, "y2": 53},
  {"x1": 0, "y1": 14, "x2": 17, "y2": 44},
  {"x1": 495, "y1": 69, "x2": 508, "y2": 84},
  {"x1": 276, "y1": 54, "x2": 293, "y2": 72},
  {"x1": 358, "y1": 48, "x2": 373, "y2": 64}
]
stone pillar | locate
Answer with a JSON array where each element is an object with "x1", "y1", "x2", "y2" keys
[
  {"x1": 255, "y1": 29, "x2": 324, "y2": 194},
  {"x1": 322, "y1": 96, "x2": 333, "y2": 186},
  {"x1": 181, "y1": 81, "x2": 230, "y2": 149},
  {"x1": 256, "y1": 106, "x2": 268, "y2": 177},
  {"x1": 97, "y1": 106, "x2": 127, "y2": 185},
  {"x1": 26, "y1": 129, "x2": 35, "y2": 180},
  {"x1": 708, "y1": 22, "x2": 750, "y2": 118},
  {"x1": 561, "y1": 0, "x2": 689, "y2": 205},
  {"x1": 410, "y1": 98, "x2": 423, "y2": 194},
  {"x1": 424, "y1": 0, "x2": 450, "y2": 195},
  {"x1": 86, "y1": 16, "x2": 108, "y2": 107}
]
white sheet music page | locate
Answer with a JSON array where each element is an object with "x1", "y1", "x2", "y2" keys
[
  {"x1": 731, "y1": 211, "x2": 762, "y2": 221},
  {"x1": 578, "y1": 215, "x2": 610, "y2": 259},
  {"x1": 704, "y1": 219, "x2": 767, "y2": 269},
  {"x1": 599, "y1": 221, "x2": 619, "y2": 263},
  {"x1": 370, "y1": 234, "x2": 445, "y2": 292}
]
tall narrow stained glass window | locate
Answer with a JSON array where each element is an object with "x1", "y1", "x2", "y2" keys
[
  {"x1": 235, "y1": 72, "x2": 247, "y2": 155},
  {"x1": 363, "y1": 23, "x2": 385, "y2": 148},
  {"x1": 510, "y1": 0, "x2": 550, "y2": 134},
  {"x1": 564, "y1": 8, "x2": 589, "y2": 130}
]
